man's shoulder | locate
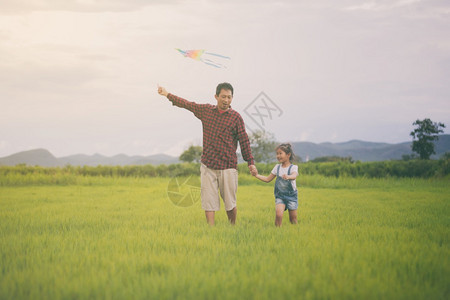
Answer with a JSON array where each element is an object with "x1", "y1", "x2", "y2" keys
[
  {"x1": 228, "y1": 108, "x2": 244, "y2": 119},
  {"x1": 228, "y1": 107, "x2": 241, "y2": 114}
]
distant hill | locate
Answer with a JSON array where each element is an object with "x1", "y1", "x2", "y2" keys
[
  {"x1": 0, "y1": 149, "x2": 61, "y2": 167},
  {"x1": 58, "y1": 153, "x2": 178, "y2": 166},
  {"x1": 0, "y1": 150, "x2": 179, "y2": 167},
  {"x1": 1, "y1": 135, "x2": 449, "y2": 166},
  {"x1": 434, "y1": 134, "x2": 450, "y2": 155},
  {"x1": 291, "y1": 134, "x2": 450, "y2": 162}
]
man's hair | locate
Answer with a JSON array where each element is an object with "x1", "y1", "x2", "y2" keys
[{"x1": 216, "y1": 82, "x2": 234, "y2": 96}]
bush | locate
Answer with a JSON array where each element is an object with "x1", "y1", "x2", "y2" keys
[{"x1": 0, "y1": 158, "x2": 448, "y2": 187}]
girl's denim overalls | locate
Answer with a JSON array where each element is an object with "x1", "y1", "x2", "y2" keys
[{"x1": 274, "y1": 164, "x2": 298, "y2": 210}]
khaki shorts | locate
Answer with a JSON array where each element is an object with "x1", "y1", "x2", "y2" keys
[{"x1": 200, "y1": 164, "x2": 238, "y2": 211}]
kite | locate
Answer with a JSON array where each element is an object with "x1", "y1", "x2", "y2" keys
[{"x1": 175, "y1": 49, "x2": 230, "y2": 68}]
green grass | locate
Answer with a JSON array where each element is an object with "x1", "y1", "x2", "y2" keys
[{"x1": 0, "y1": 175, "x2": 449, "y2": 299}]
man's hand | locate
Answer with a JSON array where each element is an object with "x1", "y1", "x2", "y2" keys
[
  {"x1": 157, "y1": 85, "x2": 168, "y2": 97},
  {"x1": 249, "y1": 165, "x2": 258, "y2": 176}
]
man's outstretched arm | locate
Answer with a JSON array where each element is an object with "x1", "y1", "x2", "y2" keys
[
  {"x1": 157, "y1": 85, "x2": 204, "y2": 119},
  {"x1": 158, "y1": 86, "x2": 169, "y2": 97}
]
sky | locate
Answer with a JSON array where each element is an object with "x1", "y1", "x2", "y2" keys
[{"x1": 1, "y1": 0, "x2": 449, "y2": 158}]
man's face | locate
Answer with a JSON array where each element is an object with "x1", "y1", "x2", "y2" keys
[{"x1": 215, "y1": 89, "x2": 233, "y2": 110}]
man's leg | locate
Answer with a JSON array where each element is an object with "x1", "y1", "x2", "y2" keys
[
  {"x1": 220, "y1": 168, "x2": 238, "y2": 225},
  {"x1": 226, "y1": 207, "x2": 237, "y2": 225},
  {"x1": 200, "y1": 164, "x2": 220, "y2": 226},
  {"x1": 205, "y1": 211, "x2": 215, "y2": 226}
]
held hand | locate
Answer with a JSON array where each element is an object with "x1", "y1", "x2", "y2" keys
[
  {"x1": 157, "y1": 85, "x2": 168, "y2": 97},
  {"x1": 249, "y1": 165, "x2": 258, "y2": 176}
]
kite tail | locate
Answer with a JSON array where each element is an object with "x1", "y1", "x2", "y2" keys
[
  {"x1": 204, "y1": 52, "x2": 231, "y2": 59},
  {"x1": 201, "y1": 59, "x2": 222, "y2": 68}
]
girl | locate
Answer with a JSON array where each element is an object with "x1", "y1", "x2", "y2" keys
[{"x1": 254, "y1": 143, "x2": 298, "y2": 227}]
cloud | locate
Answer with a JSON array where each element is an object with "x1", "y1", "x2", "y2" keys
[
  {"x1": 344, "y1": 0, "x2": 422, "y2": 11},
  {"x1": 0, "y1": 60, "x2": 105, "y2": 95},
  {"x1": 0, "y1": 141, "x2": 10, "y2": 152},
  {"x1": 342, "y1": 0, "x2": 450, "y2": 17},
  {"x1": 0, "y1": 0, "x2": 449, "y2": 157},
  {"x1": 0, "y1": 0, "x2": 171, "y2": 14}
]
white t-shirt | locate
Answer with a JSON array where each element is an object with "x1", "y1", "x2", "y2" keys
[{"x1": 271, "y1": 164, "x2": 298, "y2": 191}]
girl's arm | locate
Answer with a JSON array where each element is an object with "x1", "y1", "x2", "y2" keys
[
  {"x1": 255, "y1": 173, "x2": 276, "y2": 183},
  {"x1": 282, "y1": 172, "x2": 298, "y2": 180}
]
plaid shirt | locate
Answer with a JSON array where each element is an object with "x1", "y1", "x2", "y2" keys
[{"x1": 168, "y1": 93, "x2": 254, "y2": 170}]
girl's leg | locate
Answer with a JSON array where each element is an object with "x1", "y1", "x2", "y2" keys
[
  {"x1": 275, "y1": 204, "x2": 285, "y2": 227},
  {"x1": 288, "y1": 209, "x2": 298, "y2": 224}
]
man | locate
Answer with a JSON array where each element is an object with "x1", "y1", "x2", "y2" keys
[{"x1": 157, "y1": 83, "x2": 257, "y2": 225}]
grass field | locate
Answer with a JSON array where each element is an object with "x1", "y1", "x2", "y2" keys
[{"x1": 0, "y1": 174, "x2": 449, "y2": 299}]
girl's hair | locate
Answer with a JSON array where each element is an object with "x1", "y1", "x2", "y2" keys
[{"x1": 276, "y1": 143, "x2": 296, "y2": 162}]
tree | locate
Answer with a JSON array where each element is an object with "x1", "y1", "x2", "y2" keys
[
  {"x1": 179, "y1": 145, "x2": 203, "y2": 163},
  {"x1": 401, "y1": 154, "x2": 417, "y2": 161},
  {"x1": 248, "y1": 130, "x2": 278, "y2": 163},
  {"x1": 410, "y1": 118, "x2": 445, "y2": 160}
]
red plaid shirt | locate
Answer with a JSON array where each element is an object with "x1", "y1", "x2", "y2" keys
[{"x1": 168, "y1": 93, "x2": 254, "y2": 170}]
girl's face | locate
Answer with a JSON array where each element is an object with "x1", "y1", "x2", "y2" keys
[{"x1": 276, "y1": 149, "x2": 291, "y2": 164}]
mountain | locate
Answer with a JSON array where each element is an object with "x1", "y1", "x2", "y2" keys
[
  {"x1": 1, "y1": 135, "x2": 449, "y2": 167},
  {"x1": 0, "y1": 148, "x2": 61, "y2": 167},
  {"x1": 292, "y1": 135, "x2": 450, "y2": 162},
  {"x1": 58, "y1": 153, "x2": 178, "y2": 166},
  {"x1": 0, "y1": 150, "x2": 179, "y2": 167},
  {"x1": 434, "y1": 134, "x2": 450, "y2": 155}
]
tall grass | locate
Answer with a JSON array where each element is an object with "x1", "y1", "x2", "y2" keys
[
  {"x1": 1, "y1": 175, "x2": 449, "y2": 299},
  {"x1": 1, "y1": 155, "x2": 449, "y2": 187},
  {"x1": 2, "y1": 164, "x2": 449, "y2": 188}
]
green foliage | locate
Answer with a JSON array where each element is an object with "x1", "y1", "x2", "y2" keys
[
  {"x1": 1, "y1": 157, "x2": 449, "y2": 187},
  {"x1": 401, "y1": 154, "x2": 417, "y2": 161},
  {"x1": 249, "y1": 130, "x2": 278, "y2": 163},
  {"x1": 0, "y1": 164, "x2": 199, "y2": 186},
  {"x1": 437, "y1": 152, "x2": 450, "y2": 177},
  {"x1": 410, "y1": 118, "x2": 446, "y2": 159},
  {"x1": 301, "y1": 159, "x2": 447, "y2": 178},
  {"x1": 179, "y1": 145, "x2": 203, "y2": 163},
  {"x1": 310, "y1": 156, "x2": 353, "y2": 163}
]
